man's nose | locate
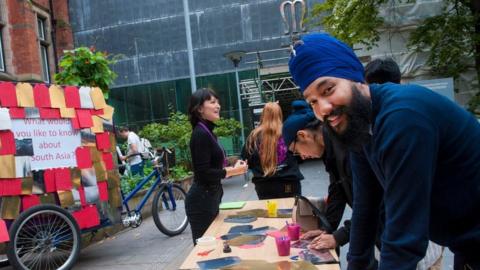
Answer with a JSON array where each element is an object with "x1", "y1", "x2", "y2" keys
[{"x1": 314, "y1": 100, "x2": 333, "y2": 121}]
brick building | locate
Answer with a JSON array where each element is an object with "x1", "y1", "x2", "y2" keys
[{"x1": 0, "y1": 0, "x2": 73, "y2": 83}]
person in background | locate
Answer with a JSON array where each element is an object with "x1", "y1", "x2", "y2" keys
[
  {"x1": 118, "y1": 126, "x2": 144, "y2": 176},
  {"x1": 241, "y1": 102, "x2": 304, "y2": 199},
  {"x1": 364, "y1": 57, "x2": 401, "y2": 84},
  {"x1": 185, "y1": 88, "x2": 248, "y2": 245},
  {"x1": 364, "y1": 57, "x2": 444, "y2": 270},
  {"x1": 288, "y1": 33, "x2": 480, "y2": 270}
]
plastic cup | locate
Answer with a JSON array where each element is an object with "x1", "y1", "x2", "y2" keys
[
  {"x1": 275, "y1": 236, "x2": 291, "y2": 256},
  {"x1": 266, "y1": 200, "x2": 278, "y2": 218},
  {"x1": 287, "y1": 223, "x2": 301, "y2": 241}
]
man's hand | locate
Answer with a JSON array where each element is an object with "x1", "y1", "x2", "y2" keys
[
  {"x1": 300, "y1": 229, "x2": 324, "y2": 240},
  {"x1": 308, "y1": 234, "x2": 337, "y2": 250},
  {"x1": 120, "y1": 155, "x2": 127, "y2": 161}
]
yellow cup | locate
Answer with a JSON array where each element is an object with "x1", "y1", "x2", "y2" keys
[{"x1": 266, "y1": 200, "x2": 278, "y2": 218}]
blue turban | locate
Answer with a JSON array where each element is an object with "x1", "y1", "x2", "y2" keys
[
  {"x1": 282, "y1": 100, "x2": 316, "y2": 146},
  {"x1": 289, "y1": 33, "x2": 365, "y2": 92}
]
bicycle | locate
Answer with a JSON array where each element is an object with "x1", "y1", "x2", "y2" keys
[{"x1": 119, "y1": 147, "x2": 189, "y2": 236}]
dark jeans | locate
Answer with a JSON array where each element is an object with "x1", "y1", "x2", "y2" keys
[
  {"x1": 254, "y1": 180, "x2": 301, "y2": 200},
  {"x1": 130, "y1": 161, "x2": 144, "y2": 176},
  {"x1": 454, "y1": 252, "x2": 480, "y2": 270},
  {"x1": 185, "y1": 182, "x2": 223, "y2": 245}
]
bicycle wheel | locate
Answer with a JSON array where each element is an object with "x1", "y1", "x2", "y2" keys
[
  {"x1": 7, "y1": 204, "x2": 81, "y2": 270},
  {"x1": 152, "y1": 183, "x2": 188, "y2": 236}
]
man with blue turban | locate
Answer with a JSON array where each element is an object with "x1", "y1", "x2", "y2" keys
[{"x1": 289, "y1": 33, "x2": 480, "y2": 270}]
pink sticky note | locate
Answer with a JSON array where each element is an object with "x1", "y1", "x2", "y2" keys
[
  {"x1": 71, "y1": 116, "x2": 81, "y2": 129},
  {"x1": 0, "y1": 178, "x2": 22, "y2": 196},
  {"x1": 33, "y1": 84, "x2": 51, "y2": 108},
  {"x1": 75, "y1": 109, "x2": 93, "y2": 128},
  {"x1": 39, "y1": 108, "x2": 61, "y2": 119},
  {"x1": 0, "y1": 219, "x2": 9, "y2": 243},
  {"x1": 0, "y1": 131, "x2": 16, "y2": 155},
  {"x1": 75, "y1": 147, "x2": 92, "y2": 169},
  {"x1": 0, "y1": 82, "x2": 18, "y2": 107},
  {"x1": 78, "y1": 186, "x2": 87, "y2": 206},
  {"x1": 43, "y1": 169, "x2": 57, "y2": 193},
  {"x1": 64, "y1": 86, "x2": 81, "y2": 108},
  {"x1": 95, "y1": 132, "x2": 111, "y2": 151},
  {"x1": 54, "y1": 168, "x2": 72, "y2": 191},
  {"x1": 22, "y1": 195, "x2": 41, "y2": 211},
  {"x1": 102, "y1": 152, "x2": 114, "y2": 170},
  {"x1": 9, "y1": 107, "x2": 25, "y2": 119},
  {"x1": 97, "y1": 181, "x2": 109, "y2": 202}
]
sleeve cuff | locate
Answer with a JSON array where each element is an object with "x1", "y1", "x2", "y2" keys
[{"x1": 333, "y1": 227, "x2": 350, "y2": 246}]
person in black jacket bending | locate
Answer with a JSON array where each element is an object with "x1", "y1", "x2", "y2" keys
[
  {"x1": 185, "y1": 88, "x2": 248, "y2": 245},
  {"x1": 283, "y1": 100, "x2": 354, "y2": 249},
  {"x1": 241, "y1": 102, "x2": 304, "y2": 199}
]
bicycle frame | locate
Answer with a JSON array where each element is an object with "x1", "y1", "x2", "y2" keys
[{"x1": 121, "y1": 169, "x2": 162, "y2": 214}]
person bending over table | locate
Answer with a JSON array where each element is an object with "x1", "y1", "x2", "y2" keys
[
  {"x1": 288, "y1": 33, "x2": 480, "y2": 270},
  {"x1": 185, "y1": 88, "x2": 248, "y2": 245},
  {"x1": 241, "y1": 102, "x2": 304, "y2": 199}
]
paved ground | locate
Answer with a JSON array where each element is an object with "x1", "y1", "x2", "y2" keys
[{"x1": 1, "y1": 160, "x2": 454, "y2": 269}]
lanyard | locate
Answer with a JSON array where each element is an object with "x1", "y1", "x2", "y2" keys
[{"x1": 197, "y1": 121, "x2": 228, "y2": 168}]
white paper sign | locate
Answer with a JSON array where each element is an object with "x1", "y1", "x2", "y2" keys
[
  {"x1": 0, "y1": 107, "x2": 12, "y2": 130},
  {"x1": 11, "y1": 119, "x2": 81, "y2": 170}
]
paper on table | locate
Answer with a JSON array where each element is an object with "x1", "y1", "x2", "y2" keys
[
  {"x1": 90, "y1": 87, "x2": 107, "y2": 109},
  {"x1": 0, "y1": 108, "x2": 12, "y2": 130},
  {"x1": 219, "y1": 201, "x2": 246, "y2": 210},
  {"x1": 49, "y1": 85, "x2": 66, "y2": 108},
  {"x1": 16, "y1": 83, "x2": 35, "y2": 108}
]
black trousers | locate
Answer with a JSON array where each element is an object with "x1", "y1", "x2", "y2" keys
[
  {"x1": 454, "y1": 252, "x2": 480, "y2": 270},
  {"x1": 254, "y1": 180, "x2": 301, "y2": 200},
  {"x1": 185, "y1": 182, "x2": 223, "y2": 245}
]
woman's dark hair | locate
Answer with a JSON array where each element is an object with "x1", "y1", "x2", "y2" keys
[
  {"x1": 364, "y1": 57, "x2": 401, "y2": 84},
  {"x1": 304, "y1": 119, "x2": 323, "y2": 132},
  {"x1": 187, "y1": 88, "x2": 220, "y2": 126}
]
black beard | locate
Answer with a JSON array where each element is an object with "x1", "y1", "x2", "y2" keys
[{"x1": 326, "y1": 85, "x2": 372, "y2": 152}]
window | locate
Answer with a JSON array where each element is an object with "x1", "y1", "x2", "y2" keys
[
  {"x1": 0, "y1": 29, "x2": 5, "y2": 72},
  {"x1": 37, "y1": 17, "x2": 50, "y2": 83}
]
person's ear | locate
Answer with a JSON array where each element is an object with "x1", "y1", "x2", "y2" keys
[{"x1": 296, "y1": 130, "x2": 308, "y2": 141}]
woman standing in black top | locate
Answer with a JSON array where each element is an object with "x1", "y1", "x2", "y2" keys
[
  {"x1": 185, "y1": 88, "x2": 248, "y2": 245},
  {"x1": 242, "y1": 102, "x2": 304, "y2": 199}
]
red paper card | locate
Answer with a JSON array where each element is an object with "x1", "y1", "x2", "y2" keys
[
  {"x1": 73, "y1": 205, "x2": 100, "y2": 229},
  {"x1": 90, "y1": 109, "x2": 104, "y2": 115},
  {"x1": 0, "y1": 178, "x2": 22, "y2": 196},
  {"x1": 0, "y1": 131, "x2": 16, "y2": 155},
  {"x1": 96, "y1": 132, "x2": 111, "y2": 151},
  {"x1": 102, "y1": 152, "x2": 114, "y2": 170},
  {"x1": 71, "y1": 116, "x2": 80, "y2": 129},
  {"x1": 75, "y1": 147, "x2": 92, "y2": 169},
  {"x1": 76, "y1": 109, "x2": 93, "y2": 128},
  {"x1": 9, "y1": 107, "x2": 25, "y2": 118},
  {"x1": 39, "y1": 108, "x2": 61, "y2": 119},
  {"x1": 0, "y1": 82, "x2": 18, "y2": 107},
  {"x1": 55, "y1": 168, "x2": 72, "y2": 191},
  {"x1": 33, "y1": 84, "x2": 51, "y2": 108},
  {"x1": 43, "y1": 169, "x2": 56, "y2": 193},
  {"x1": 97, "y1": 181, "x2": 109, "y2": 202},
  {"x1": 0, "y1": 219, "x2": 9, "y2": 243},
  {"x1": 78, "y1": 186, "x2": 87, "y2": 206},
  {"x1": 22, "y1": 195, "x2": 41, "y2": 211},
  {"x1": 64, "y1": 86, "x2": 81, "y2": 108}
]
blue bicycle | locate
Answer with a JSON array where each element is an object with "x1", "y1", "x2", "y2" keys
[{"x1": 120, "y1": 148, "x2": 188, "y2": 236}]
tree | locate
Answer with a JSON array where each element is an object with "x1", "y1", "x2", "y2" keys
[
  {"x1": 309, "y1": 0, "x2": 480, "y2": 113},
  {"x1": 54, "y1": 47, "x2": 119, "y2": 97}
]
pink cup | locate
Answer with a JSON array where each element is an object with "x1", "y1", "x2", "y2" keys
[
  {"x1": 275, "y1": 236, "x2": 291, "y2": 256},
  {"x1": 287, "y1": 223, "x2": 301, "y2": 241}
]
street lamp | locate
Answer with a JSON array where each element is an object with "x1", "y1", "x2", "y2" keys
[{"x1": 224, "y1": 50, "x2": 246, "y2": 145}]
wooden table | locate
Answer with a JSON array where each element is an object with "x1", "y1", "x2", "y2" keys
[{"x1": 180, "y1": 198, "x2": 340, "y2": 270}]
